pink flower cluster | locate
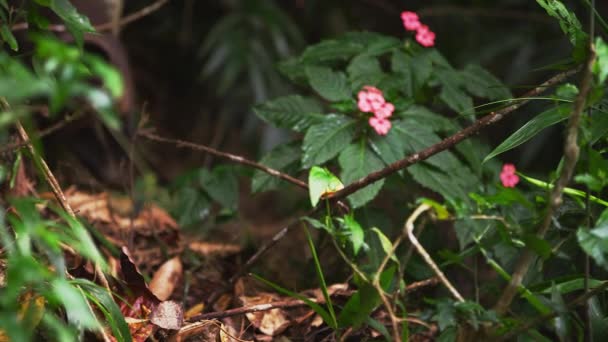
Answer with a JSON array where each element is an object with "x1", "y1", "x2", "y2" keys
[
  {"x1": 357, "y1": 86, "x2": 394, "y2": 135},
  {"x1": 400, "y1": 11, "x2": 435, "y2": 47},
  {"x1": 500, "y1": 164, "x2": 520, "y2": 188}
]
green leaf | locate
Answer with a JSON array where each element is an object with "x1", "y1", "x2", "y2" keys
[
  {"x1": 338, "y1": 142, "x2": 385, "y2": 208},
  {"x1": 391, "y1": 50, "x2": 432, "y2": 96},
  {"x1": 347, "y1": 54, "x2": 384, "y2": 92},
  {"x1": 578, "y1": 209, "x2": 608, "y2": 269},
  {"x1": 400, "y1": 106, "x2": 458, "y2": 132},
  {"x1": 419, "y1": 198, "x2": 449, "y2": 220},
  {"x1": 341, "y1": 31, "x2": 400, "y2": 56},
  {"x1": 252, "y1": 143, "x2": 301, "y2": 192},
  {"x1": 435, "y1": 68, "x2": 473, "y2": 115},
  {"x1": 302, "y1": 114, "x2": 356, "y2": 168},
  {"x1": 74, "y1": 280, "x2": 132, "y2": 342},
  {"x1": 199, "y1": 166, "x2": 239, "y2": 210},
  {"x1": 308, "y1": 166, "x2": 344, "y2": 207},
  {"x1": 85, "y1": 56, "x2": 124, "y2": 99},
  {"x1": 254, "y1": 95, "x2": 324, "y2": 132},
  {"x1": 341, "y1": 213, "x2": 365, "y2": 255},
  {"x1": 538, "y1": 278, "x2": 606, "y2": 294},
  {"x1": 52, "y1": 279, "x2": 99, "y2": 330},
  {"x1": 304, "y1": 228, "x2": 338, "y2": 329},
  {"x1": 337, "y1": 266, "x2": 395, "y2": 329},
  {"x1": 483, "y1": 104, "x2": 571, "y2": 163},
  {"x1": 439, "y1": 83, "x2": 473, "y2": 116},
  {"x1": 0, "y1": 24, "x2": 18, "y2": 51},
  {"x1": 338, "y1": 283, "x2": 379, "y2": 328},
  {"x1": 370, "y1": 227, "x2": 399, "y2": 264},
  {"x1": 300, "y1": 39, "x2": 363, "y2": 64},
  {"x1": 305, "y1": 66, "x2": 351, "y2": 102},
  {"x1": 36, "y1": 0, "x2": 95, "y2": 48},
  {"x1": 536, "y1": 0, "x2": 588, "y2": 59},
  {"x1": 460, "y1": 64, "x2": 511, "y2": 100},
  {"x1": 595, "y1": 37, "x2": 608, "y2": 84}
]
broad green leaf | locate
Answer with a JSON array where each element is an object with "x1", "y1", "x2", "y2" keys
[
  {"x1": 300, "y1": 39, "x2": 363, "y2": 64},
  {"x1": 252, "y1": 143, "x2": 301, "y2": 192},
  {"x1": 254, "y1": 95, "x2": 324, "y2": 132},
  {"x1": 338, "y1": 283, "x2": 379, "y2": 328},
  {"x1": 400, "y1": 106, "x2": 457, "y2": 132},
  {"x1": 305, "y1": 66, "x2": 351, "y2": 102},
  {"x1": 439, "y1": 83, "x2": 473, "y2": 116},
  {"x1": 338, "y1": 266, "x2": 395, "y2": 329},
  {"x1": 302, "y1": 114, "x2": 356, "y2": 168},
  {"x1": 199, "y1": 166, "x2": 239, "y2": 210},
  {"x1": 308, "y1": 166, "x2": 344, "y2": 207},
  {"x1": 484, "y1": 104, "x2": 571, "y2": 163},
  {"x1": 435, "y1": 68, "x2": 473, "y2": 115},
  {"x1": 347, "y1": 54, "x2": 384, "y2": 92},
  {"x1": 338, "y1": 143, "x2": 385, "y2": 208},
  {"x1": 341, "y1": 31, "x2": 400, "y2": 56},
  {"x1": 391, "y1": 50, "x2": 432, "y2": 96},
  {"x1": 460, "y1": 64, "x2": 511, "y2": 100},
  {"x1": 408, "y1": 163, "x2": 469, "y2": 201},
  {"x1": 341, "y1": 213, "x2": 365, "y2": 255}
]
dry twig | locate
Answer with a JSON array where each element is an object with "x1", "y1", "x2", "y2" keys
[{"x1": 11, "y1": 0, "x2": 170, "y2": 33}]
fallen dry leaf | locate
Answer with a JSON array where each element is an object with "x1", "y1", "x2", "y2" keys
[
  {"x1": 150, "y1": 300, "x2": 184, "y2": 330},
  {"x1": 240, "y1": 293, "x2": 291, "y2": 336},
  {"x1": 184, "y1": 302, "x2": 205, "y2": 319},
  {"x1": 150, "y1": 256, "x2": 183, "y2": 301}
]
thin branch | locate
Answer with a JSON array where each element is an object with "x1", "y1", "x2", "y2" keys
[
  {"x1": 0, "y1": 111, "x2": 84, "y2": 155},
  {"x1": 493, "y1": 47, "x2": 596, "y2": 315},
  {"x1": 496, "y1": 281, "x2": 608, "y2": 341},
  {"x1": 326, "y1": 68, "x2": 580, "y2": 202},
  {"x1": 11, "y1": 0, "x2": 170, "y2": 33},
  {"x1": 190, "y1": 280, "x2": 435, "y2": 322},
  {"x1": 139, "y1": 131, "x2": 308, "y2": 190},
  {"x1": 404, "y1": 204, "x2": 464, "y2": 302}
]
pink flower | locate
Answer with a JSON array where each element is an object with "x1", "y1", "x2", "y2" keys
[
  {"x1": 500, "y1": 163, "x2": 520, "y2": 188},
  {"x1": 374, "y1": 102, "x2": 394, "y2": 119},
  {"x1": 357, "y1": 86, "x2": 386, "y2": 113},
  {"x1": 369, "y1": 116, "x2": 392, "y2": 135},
  {"x1": 415, "y1": 25, "x2": 436, "y2": 47},
  {"x1": 401, "y1": 11, "x2": 421, "y2": 31}
]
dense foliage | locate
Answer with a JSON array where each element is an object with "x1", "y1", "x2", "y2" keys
[{"x1": 1, "y1": 0, "x2": 608, "y2": 341}]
